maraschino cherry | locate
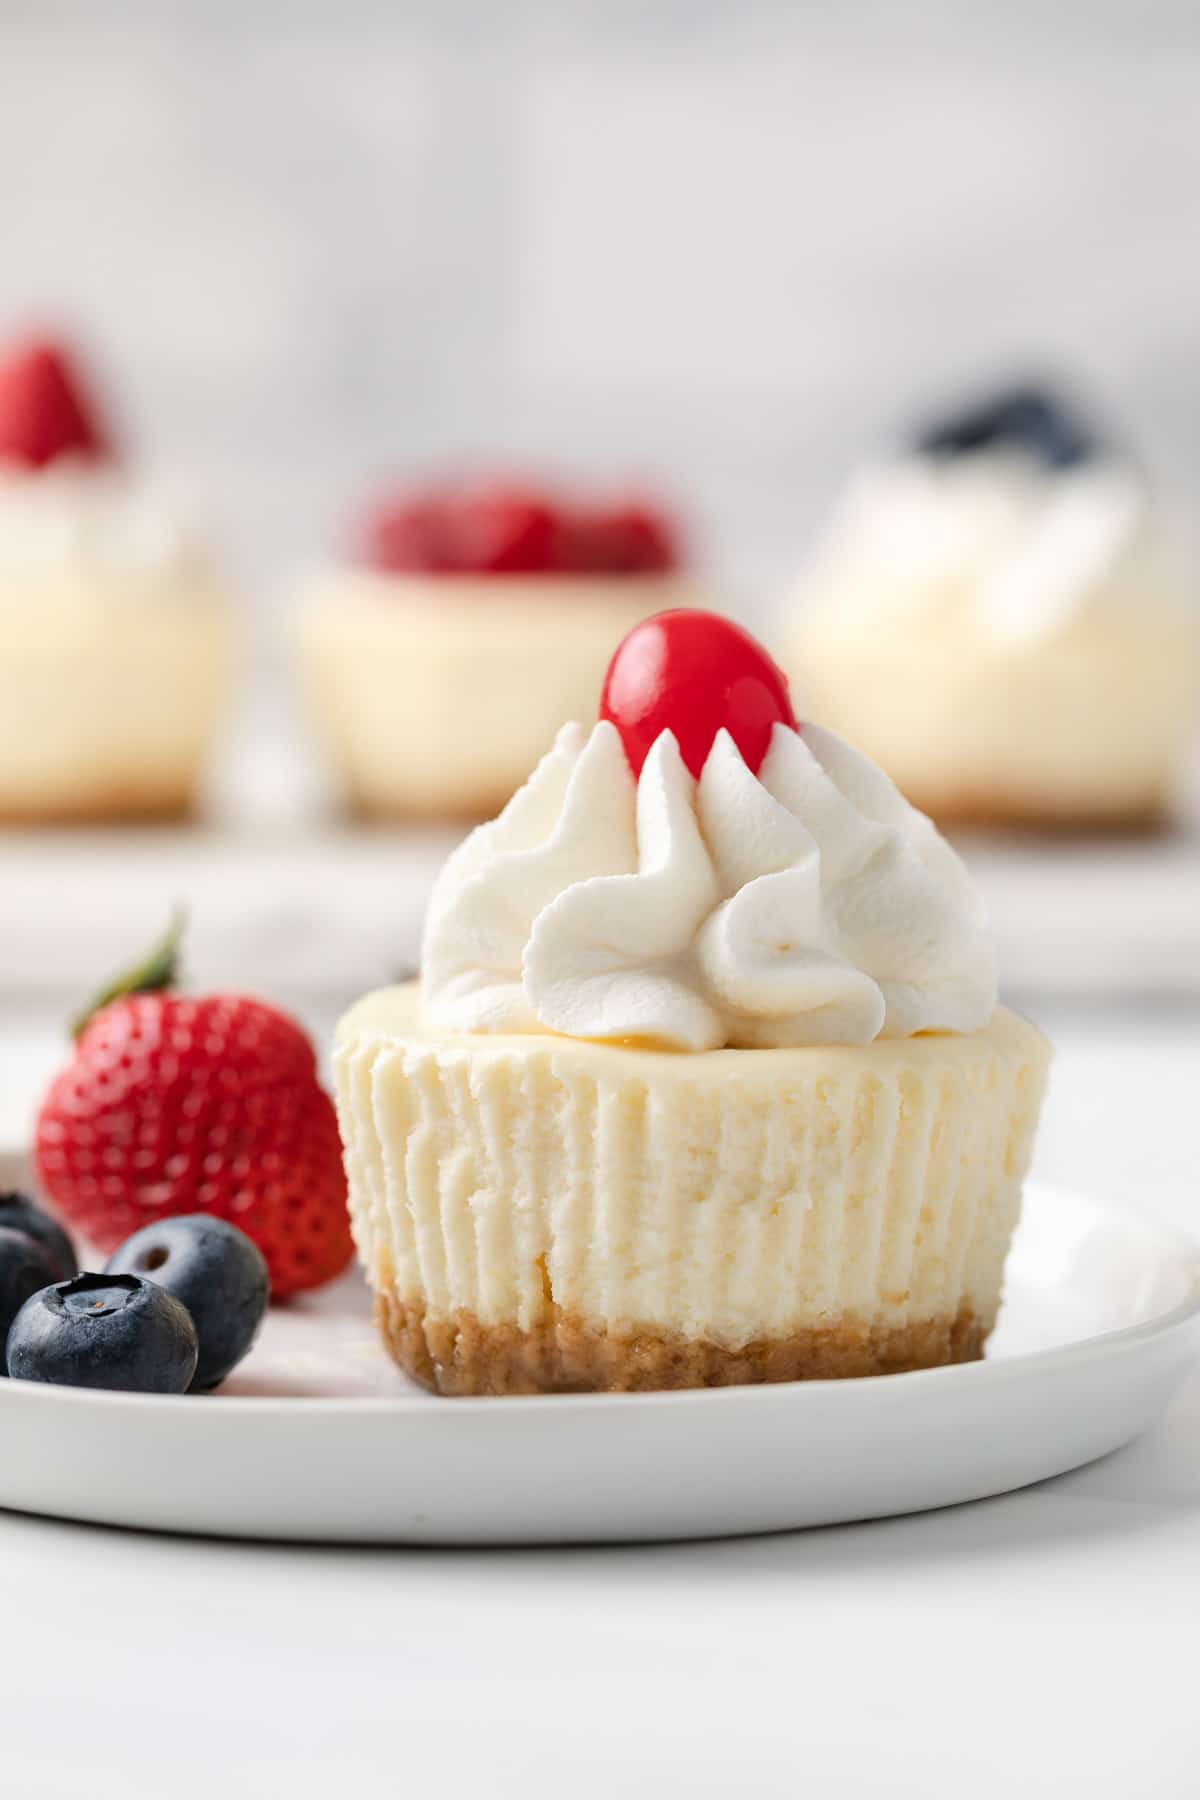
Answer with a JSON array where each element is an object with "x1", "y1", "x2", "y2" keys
[
  {"x1": 0, "y1": 338, "x2": 110, "y2": 470},
  {"x1": 599, "y1": 609, "x2": 799, "y2": 779}
]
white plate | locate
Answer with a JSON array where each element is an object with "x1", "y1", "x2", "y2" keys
[{"x1": 0, "y1": 1176, "x2": 1197, "y2": 1545}]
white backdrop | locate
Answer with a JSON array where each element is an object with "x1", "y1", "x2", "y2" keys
[{"x1": 2, "y1": 0, "x2": 1198, "y2": 622}]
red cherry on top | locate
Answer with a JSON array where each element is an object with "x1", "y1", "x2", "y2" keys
[
  {"x1": 0, "y1": 338, "x2": 111, "y2": 470},
  {"x1": 599, "y1": 609, "x2": 799, "y2": 779}
]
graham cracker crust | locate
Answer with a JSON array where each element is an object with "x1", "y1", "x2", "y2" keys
[
  {"x1": 375, "y1": 1292, "x2": 987, "y2": 1396},
  {"x1": 902, "y1": 789, "x2": 1168, "y2": 837},
  {"x1": 348, "y1": 788, "x2": 512, "y2": 826},
  {"x1": 0, "y1": 783, "x2": 197, "y2": 825}
]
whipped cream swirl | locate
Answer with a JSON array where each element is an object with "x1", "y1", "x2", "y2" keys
[
  {"x1": 800, "y1": 451, "x2": 1166, "y2": 651},
  {"x1": 422, "y1": 720, "x2": 996, "y2": 1050},
  {"x1": 0, "y1": 464, "x2": 205, "y2": 586}
]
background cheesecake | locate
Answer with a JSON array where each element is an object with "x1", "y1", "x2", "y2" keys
[
  {"x1": 296, "y1": 477, "x2": 713, "y2": 819},
  {"x1": 784, "y1": 384, "x2": 1200, "y2": 831},
  {"x1": 0, "y1": 336, "x2": 234, "y2": 824}
]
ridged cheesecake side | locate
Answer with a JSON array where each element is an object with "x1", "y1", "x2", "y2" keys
[{"x1": 333, "y1": 985, "x2": 1050, "y2": 1394}]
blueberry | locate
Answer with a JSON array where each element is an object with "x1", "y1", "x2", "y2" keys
[
  {"x1": 0, "y1": 1190, "x2": 76, "y2": 1283},
  {"x1": 912, "y1": 383, "x2": 1100, "y2": 469},
  {"x1": 0, "y1": 1228, "x2": 58, "y2": 1376},
  {"x1": 106, "y1": 1215, "x2": 269, "y2": 1391},
  {"x1": 7, "y1": 1272, "x2": 198, "y2": 1393}
]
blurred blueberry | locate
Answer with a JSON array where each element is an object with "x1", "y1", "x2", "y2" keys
[
  {"x1": 912, "y1": 384, "x2": 1100, "y2": 469},
  {"x1": 0, "y1": 1227, "x2": 57, "y2": 1375},
  {"x1": 0, "y1": 1191, "x2": 76, "y2": 1283}
]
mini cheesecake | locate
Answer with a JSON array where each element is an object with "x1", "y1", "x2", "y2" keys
[
  {"x1": 784, "y1": 385, "x2": 1200, "y2": 831},
  {"x1": 296, "y1": 479, "x2": 712, "y2": 819},
  {"x1": 0, "y1": 339, "x2": 233, "y2": 823},
  {"x1": 332, "y1": 611, "x2": 1050, "y2": 1395}
]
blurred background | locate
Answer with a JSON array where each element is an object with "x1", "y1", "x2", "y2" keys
[
  {"x1": 1, "y1": 0, "x2": 1198, "y2": 1198},
  {"x1": 5, "y1": 1, "x2": 1200, "y2": 603}
]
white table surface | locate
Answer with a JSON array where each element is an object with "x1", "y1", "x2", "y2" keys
[{"x1": 1, "y1": 997, "x2": 1198, "y2": 1798}]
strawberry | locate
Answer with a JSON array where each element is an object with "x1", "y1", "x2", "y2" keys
[
  {"x1": 0, "y1": 337, "x2": 111, "y2": 470},
  {"x1": 34, "y1": 917, "x2": 352, "y2": 1300}
]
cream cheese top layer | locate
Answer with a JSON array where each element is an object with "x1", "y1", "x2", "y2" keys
[{"x1": 422, "y1": 719, "x2": 997, "y2": 1051}]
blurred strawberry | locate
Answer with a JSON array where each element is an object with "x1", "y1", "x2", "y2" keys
[
  {"x1": 559, "y1": 500, "x2": 680, "y2": 575},
  {"x1": 440, "y1": 482, "x2": 558, "y2": 574},
  {"x1": 0, "y1": 337, "x2": 111, "y2": 470},
  {"x1": 361, "y1": 489, "x2": 455, "y2": 573},
  {"x1": 360, "y1": 478, "x2": 680, "y2": 578},
  {"x1": 362, "y1": 480, "x2": 559, "y2": 575}
]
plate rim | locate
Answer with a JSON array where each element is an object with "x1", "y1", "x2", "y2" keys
[{"x1": 0, "y1": 1180, "x2": 1197, "y2": 1423}]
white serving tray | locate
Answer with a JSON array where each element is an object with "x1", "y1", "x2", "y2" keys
[
  {"x1": 962, "y1": 828, "x2": 1200, "y2": 998},
  {"x1": 3, "y1": 816, "x2": 1198, "y2": 1006}
]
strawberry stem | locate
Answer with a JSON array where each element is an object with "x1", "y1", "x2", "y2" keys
[{"x1": 71, "y1": 907, "x2": 186, "y2": 1040}]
